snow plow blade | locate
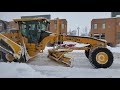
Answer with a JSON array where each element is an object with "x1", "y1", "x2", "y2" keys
[{"x1": 48, "y1": 49, "x2": 73, "y2": 67}]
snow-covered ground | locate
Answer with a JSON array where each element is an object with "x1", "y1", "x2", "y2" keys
[
  {"x1": 107, "y1": 46, "x2": 120, "y2": 53},
  {"x1": 0, "y1": 42, "x2": 120, "y2": 78},
  {"x1": 0, "y1": 62, "x2": 57, "y2": 78}
]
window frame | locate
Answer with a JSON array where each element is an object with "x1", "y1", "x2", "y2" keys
[
  {"x1": 118, "y1": 22, "x2": 120, "y2": 26},
  {"x1": 102, "y1": 23, "x2": 106, "y2": 29},
  {"x1": 93, "y1": 24, "x2": 97, "y2": 29},
  {"x1": 117, "y1": 32, "x2": 120, "y2": 40},
  {"x1": 54, "y1": 24, "x2": 57, "y2": 29},
  {"x1": 62, "y1": 24, "x2": 64, "y2": 29}
]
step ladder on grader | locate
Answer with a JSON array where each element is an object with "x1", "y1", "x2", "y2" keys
[{"x1": 0, "y1": 18, "x2": 114, "y2": 68}]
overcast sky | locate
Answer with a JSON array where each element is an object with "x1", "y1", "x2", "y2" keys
[{"x1": 0, "y1": 12, "x2": 111, "y2": 32}]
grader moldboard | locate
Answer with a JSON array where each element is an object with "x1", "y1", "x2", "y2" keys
[{"x1": 0, "y1": 18, "x2": 113, "y2": 68}]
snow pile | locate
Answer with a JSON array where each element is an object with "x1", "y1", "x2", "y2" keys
[
  {"x1": 28, "y1": 51, "x2": 120, "y2": 78},
  {"x1": 0, "y1": 42, "x2": 120, "y2": 78},
  {"x1": 116, "y1": 44, "x2": 120, "y2": 47},
  {"x1": 107, "y1": 46, "x2": 120, "y2": 53},
  {"x1": 30, "y1": 65, "x2": 120, "y2": 78},
  {"x1": 71, "y1": 42, "x2": 89, "y2": 53},
  {"x1": 44, "y1": 41, "x2": 90, "y2": 53},
  {"x1": 0, "y1": 62, "x2": 56, "y2": 78},
  {"x1": 63, "y1": 41, "x2": 90, "y2": 47},
  {"x1": 44, "y1": 47, "x2": 53, "y2": 53}
]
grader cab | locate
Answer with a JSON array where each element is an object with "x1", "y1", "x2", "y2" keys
[{"x1": 0, "y1": 18, "x2": 114, "y2": 68}]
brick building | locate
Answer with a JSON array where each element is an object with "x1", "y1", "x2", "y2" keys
[
  {"x1": 90, "y1": 17, "x2": 120, "y2": 47},
  {"x1": 0, "y1": 20, "x2": 9, "y2": 32},
  {"x1": 49, "y1": 19, "x2": 67, "y2": 35},
  {"x1": 8, "y1": 21, "x2": 18, "y2": 29}
]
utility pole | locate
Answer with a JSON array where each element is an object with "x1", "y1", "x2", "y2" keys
[{"x1": 77, "y1": 27, "x2": 80, "y2": 36}]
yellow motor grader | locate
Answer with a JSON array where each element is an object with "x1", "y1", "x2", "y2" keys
[{"x1": 0, "y1": 18, "x2": 113, "y2": 68}]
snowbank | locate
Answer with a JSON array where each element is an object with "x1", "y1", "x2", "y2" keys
[
  {"x1": 30, "y1": 65, "x2": 120, "y2": 78},
  {"x1": 0, "y1": 42, "x2": 120, "y2": 78},
  {"x1": 107, "y1": 46, "x2": 120, "y2": 53},
  {"x1": 0, "y1": 62, "x2": 56, "y2": 78}
]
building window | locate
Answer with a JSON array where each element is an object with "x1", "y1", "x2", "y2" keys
[
  {"x1": 93, "y1": 24, "x2": 97, "y2": 29},
  {"x1": 54, "y1": 24, "x2": 57, "y2": 29},
  {"x1": 102, "y1": 23, "x2": 106, "y2": 29},
  {"x1": 118, "y1": 22, "x2": 120, "y2": 26},
  {"x1": 65, "y1": 25, "x2": 66, "y2": 28},
  {"x1": 100, "y1": 33, "x2": 105, "y2": 39},
  {"x1": 117, "y1": 32, "x2": 120, "y2": 40},
  {"x1": 93, "y1": 34, "x2": 100, "y2": 39},
  {"x1": 62, "y1": 24, "x2": 64, "y2": 29}
]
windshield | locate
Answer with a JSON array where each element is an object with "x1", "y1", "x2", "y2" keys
[
  {"x1": 38, "y1": 22, "x2": 47, "y2": 31},
  {"x1": 19, "y1": 20, "x2": 49, "y2": 43},
  {"x1": 19, "y1": 20, "x2": 48, "y2": 36}
]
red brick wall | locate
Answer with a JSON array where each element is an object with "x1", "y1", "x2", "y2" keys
[
  {"x1": 9, "y1": 21, "x2": 18, "y2": 29},
  {"x1": 49, "y1": 19, "x2": 67, "y2": 35},
  {"x1": 90, "y1": 18, "x2": 120, "y2": 46}
]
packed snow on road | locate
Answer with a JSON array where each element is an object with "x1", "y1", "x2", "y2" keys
[{"x1": 0, "y1": 42, "x2": 120, "y2": 78}]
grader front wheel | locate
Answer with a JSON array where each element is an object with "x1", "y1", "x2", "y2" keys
[{"x1": 89, "y1": 48, "x2": 113, "y2": 68}]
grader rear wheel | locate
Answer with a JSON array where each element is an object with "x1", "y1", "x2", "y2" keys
[
  {"x1": 0, "y1": 52, "x2": 8, "y2": 62},
  {"x1": 0, "y1": 52, "x2": 18, "y2": 62},
  {"x1": 5, "y1": 53, "x2": 15, "y2": 62},
  {"x1": 0, "y1": 52, "x2": 15, "y2": 62},
  {"x1": 89, "y1": 48, "x2": 113, "y2": 68}
]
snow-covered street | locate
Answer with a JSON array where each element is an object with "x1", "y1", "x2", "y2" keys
[
  {"x1": 0, "y1": 45, "x2": 120, "y2": 78},
  {"x1": 28, "y1": 51, "x2": 120, "y2": 78}
]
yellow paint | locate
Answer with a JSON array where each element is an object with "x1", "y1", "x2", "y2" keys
[
  {"x1": 63, "y1": 36, "x2": 107, "y2": 48},
  {"x1": 36, "y1": 34, "x2": 57, "y2": 51},
  {"x1": 96, "y1": 52, "x2": 108, "y2": 64},
  {"x1": 0, "y1": 33, "x2": 22, "y2": 59}
]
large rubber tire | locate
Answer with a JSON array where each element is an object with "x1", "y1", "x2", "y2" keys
[
  {"x1": 0, "y1": 52, "x2": 8, "y2": 62},
  {"x1": 89, "y1": 48, "x2": 113, "y2": 68},
  {"x1": 0, "y1": 52, "x2": 22, "y2": 63},
  {"x1": 85, "y1": 49, "x2": 90, "y2": 59},
  {"x1": 0, "y1": 52, "x2": 16, "y2": 62}
]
